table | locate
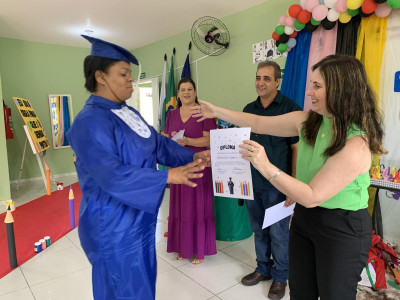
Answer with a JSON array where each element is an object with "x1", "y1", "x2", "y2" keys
[{"x1": 370, "y1": 179, "x2": 400, "y2": 237}]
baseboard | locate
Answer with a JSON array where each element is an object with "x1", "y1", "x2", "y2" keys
[{"x1": 9, "y1": 172, "x2": 77, "y2": 184}]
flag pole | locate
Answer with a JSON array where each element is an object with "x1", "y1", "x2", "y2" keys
[
  {"x1": 181, "y1": 42, "x2": 192, "y2": 79},
  {"x1": 158, "y1": 54, "x2": 168, "y2": 132}
]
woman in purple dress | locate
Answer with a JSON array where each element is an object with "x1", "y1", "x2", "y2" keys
[{"x1": 164, "y1": 78, "x2": 217, "y2": 264}]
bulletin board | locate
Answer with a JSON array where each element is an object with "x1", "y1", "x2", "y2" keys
[{"x1": 13, "y1": 97, "x2": 50, "y2": 153}]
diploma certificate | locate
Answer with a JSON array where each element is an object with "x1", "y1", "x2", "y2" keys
[{"x1": 210, "y1": 127, "x2": 254, "y2": 200}]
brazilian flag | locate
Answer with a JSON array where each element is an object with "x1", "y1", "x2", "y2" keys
[{"x1": 165, "y1": 55, "x2": 176, "y2": 119}]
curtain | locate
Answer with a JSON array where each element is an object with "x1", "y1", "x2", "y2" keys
[
  {"x1": 336, "y1": 15, "x2": 362, "y2": 56},
  {"x1": 303, "y1": 24, "x2": 338, "y2": 111},
  {"x1": 281, "y1": 30, "x2": 312, "y2": 109}
]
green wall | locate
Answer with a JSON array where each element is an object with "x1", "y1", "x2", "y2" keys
[
  {"x1": 0, "y1": 0, "x2": 291, "y2": 183},
  {"x1": 132, "y1": 0, "x2": 292, "y2": 111},
  {"x1": 0, "y1": 38, "x2": 90, "y2": 181}
]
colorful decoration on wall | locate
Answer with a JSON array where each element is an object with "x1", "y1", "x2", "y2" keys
[{"x1": 272, "y1": 0, "x2": 400, "y2": 52}]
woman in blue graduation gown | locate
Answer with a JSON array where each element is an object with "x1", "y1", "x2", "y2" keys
[{"x1": 67, "y1": 35, "x2": 209, "y2": 300}]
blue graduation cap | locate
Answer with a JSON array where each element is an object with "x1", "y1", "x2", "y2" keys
[{"x1": 82, "y1": 35, "x2": 139, "y2": 66}]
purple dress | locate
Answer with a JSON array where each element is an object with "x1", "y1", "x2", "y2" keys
[{"x1": 164, "y1": 107, "x2": 217, "y2": 259}]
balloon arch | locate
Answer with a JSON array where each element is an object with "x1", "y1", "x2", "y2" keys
[{"x1": 272, "y1": 0, "x2": 400, "y2": 53}]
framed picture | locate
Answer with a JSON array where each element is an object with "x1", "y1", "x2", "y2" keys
[{"x1": 48, "y1": 94, "x2": 73, "y2": 149}]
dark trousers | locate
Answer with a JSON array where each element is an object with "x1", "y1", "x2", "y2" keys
[
  {"x1": 246, "y1": 189, "x2": 289, "y2": 282},
  {"x1": 289, "y1": 204, "x2": 371, "y2": 300}
]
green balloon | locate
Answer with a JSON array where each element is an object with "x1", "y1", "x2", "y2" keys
[
  {"x1": 310, "y1": 17, "x2": 321, "y2": 26},
  {"x1": 294, "y1": 19, "x2": 306, "y2": 30},
  {"x1": 275, "y1": 25, "x2": 285, "y2": 35},
  {"x1": 277, "y1": 43, "x2": 288, "y2": 53},
  {"x1": 347, "y1": 8, "x2": 359, "y2": 17},
  {"x1": 387, "y1": 0, "x2": 400, "y2": 9}
]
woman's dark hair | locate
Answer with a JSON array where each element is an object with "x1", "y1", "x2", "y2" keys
[
  {"x1": 83, "y1": 56, "x2": 119, "y2": 92},
  {"x1": 302, "y1": 54, "x2": 385, "y2": 156},
  {"x1": 176, "y1": 78, "x2": 198, "y2": 108}
]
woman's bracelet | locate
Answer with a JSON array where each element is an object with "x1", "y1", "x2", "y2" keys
[{"x1": 268, "y1": 169, "x2": 281, "y2": 181}]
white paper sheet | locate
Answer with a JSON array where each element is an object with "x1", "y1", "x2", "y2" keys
[
  {"x1": 262, "y1": 201, "x2": 295, "y2": 229},
  {"x1": 172, "y1": 129, "x2": 185, "y2": 141}
]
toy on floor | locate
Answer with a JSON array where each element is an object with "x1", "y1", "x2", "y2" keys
[
  {"x1": 34, "y1": 236, "x2": 52, "y2": 253},
  {"x1": 56, "y1": 181, "x2": 64, "y2": 190}
]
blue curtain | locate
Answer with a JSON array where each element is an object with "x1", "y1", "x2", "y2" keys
[{"x1": 280, "y1": 30, "x2": 312, "y2": 109}]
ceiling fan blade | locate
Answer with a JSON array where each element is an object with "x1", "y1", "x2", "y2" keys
[{"x1": 196, "y1": 27, "x2": 206, "y2": 37}]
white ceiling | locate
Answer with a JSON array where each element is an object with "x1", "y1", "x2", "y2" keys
[{"x1": 0, "y1": 0, "x2": 266, "y2": 50}]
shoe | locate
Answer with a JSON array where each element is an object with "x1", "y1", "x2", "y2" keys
[
  {"x1": 268, "y1": 281, "x2": 287, "y2": 300},
  {"x1": 241, "y1": 271, "x2": 272, "y2": 286}
]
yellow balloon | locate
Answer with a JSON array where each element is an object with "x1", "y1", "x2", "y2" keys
[
  {"x1": 347, "y1": 0, "x2": 364, "y2": 10},
  {"x1": 339, "y1": 11, "x2": 352, "y2": 23},
  {"x1": 287, "y1": 9, "x2": 290, "y2": 16}
]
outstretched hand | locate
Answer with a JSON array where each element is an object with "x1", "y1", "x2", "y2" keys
[
  {"x1": 194, "y1": 150, "x2": 211, "y2": 167},
  {"x1": 191, "y1": 100, "x2": 217, "y2": 122},
  {"x1": 239, "y1": 140, "x2": 270, "y2": 171},
  {"x1": 167, "y1": 160, "x2": 205, "y2": 187}
]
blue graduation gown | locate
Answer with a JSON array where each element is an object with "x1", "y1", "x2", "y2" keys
[{"x1": 67, "y1": 95, "x2": 194, "y2": 300}]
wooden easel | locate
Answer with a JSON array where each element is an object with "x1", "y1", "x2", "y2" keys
[{"x1": 16, "y1": 125, "x2": 48, "y2": 192}]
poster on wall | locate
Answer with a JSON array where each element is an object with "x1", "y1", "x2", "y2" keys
[
  {"x1": 252, "y1": 39, "x2": 287, "y2": 64},
  {"x1": 48, "y1": 94, "x2": 72, "y2": 149},
  {"x1": 210, "y1": 127, "x2": 254, "y2": 200},
  {"x1": 13, "y1": 97, "x2": 50, "y2": 153}
]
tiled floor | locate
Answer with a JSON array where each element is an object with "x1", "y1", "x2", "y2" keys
[{"x1": 0, "y1": 174, "x2": 290, "y2": 300}]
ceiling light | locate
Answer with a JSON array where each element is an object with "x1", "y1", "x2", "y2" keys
[{"x1": 84, "y1": 30, "x2": 94, "y2": 36}]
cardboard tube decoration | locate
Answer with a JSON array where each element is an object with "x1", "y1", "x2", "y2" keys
[{"x1": 5, "y1": 206, "x2": 18, "y2": 269}]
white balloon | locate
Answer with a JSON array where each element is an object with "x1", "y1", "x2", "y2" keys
[
  {"x1": 300, "y1": 0, "x2": 307, "y2": 8},
  {"x1": 327, "y1": 8, "x2": 340, "y2": 21},
  {"x1": 284, "y1": 26, "x2": 295, "y2": 35},
  {"x1": 324, "y1": 0, "x2": 338, "y2": 8}
]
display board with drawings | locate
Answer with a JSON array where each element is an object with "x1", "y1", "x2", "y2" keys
[
  {"x1": 252, "y1": 39, "x2": 287, "y2": 64},
  {"x1": 13, "y1": 97, "x2": 50, "y2": 153}
]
